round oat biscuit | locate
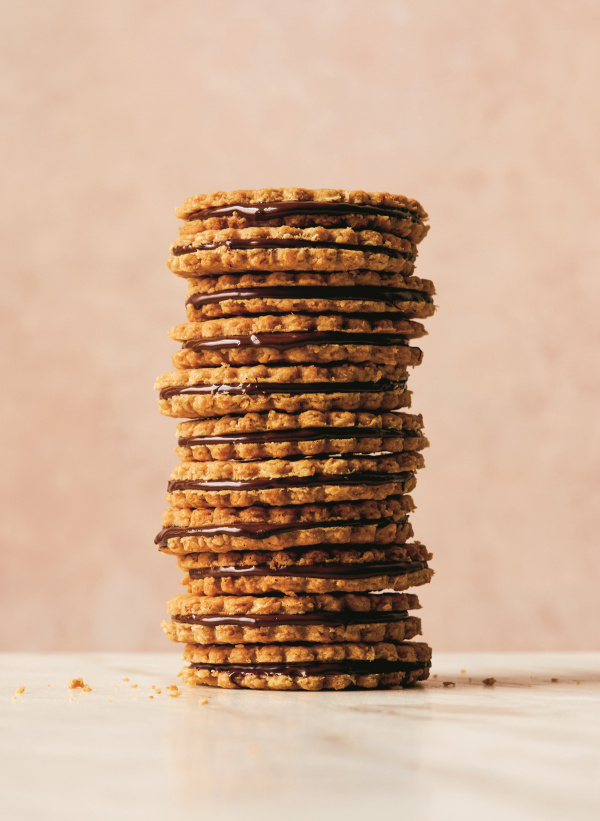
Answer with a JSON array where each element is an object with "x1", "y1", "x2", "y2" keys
[
  {"x1": 176, "y1": 188, "x2": 429, "y2": 244},
  {"x1": 169, "y1": 315, "x2": 424, "y2": 368},
  {"x1": 179, "y1": 639, "x2": 432, "y2": 690},
  {"x1": 185, "y1": 272, "x2": 436, "y2": 321},
  {"x1": 166, "y1": 452, "x2": 424, "y2": 508},
  {"x1": 156, "y1": 366, "x2": 411, "y2": 418},
  {"x1": 175, "y1": 410, "x2": 428, "y2": 461},
  {"x1": 156, "y1": 496, "x2": 415, "y2": 554},
  {"x1": 163, "y1": 591, "x2": 422, "y2": 645},
  {"x1": 179, "y1": 542, "x2": 433, "y2": 595},
  {"x1": 167, "y1": 227, "x2": 416, "y2": 276}
]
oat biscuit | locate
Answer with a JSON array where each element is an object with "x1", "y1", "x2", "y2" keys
[
  {"x1": 180, "y1": 542, "x2": 433, "y2": 595},
  {"x1": 176, "y1": 188, "x2": 428, "y2": 245},
  {"x1": 175, "y1": 410, "x2": 428, "y2": 461},
  {"x1": 163, "y1": 591, "x2": 422, "y2": 645},
  {"x1": 166, "y1": 452, "x2": 424, "y2": 508},
  {"x1": 185, "y1": 272, "x2": 436, "y2": 321},
  {"x1": 156, "y1": 497, "x2": 415, "y2": 554},
  {"x1": 180, "y1": 639, "x2": 432, "y2": 690},
  {"x1": 168, "y1": 227, "x2": 416, "y2": 276}
]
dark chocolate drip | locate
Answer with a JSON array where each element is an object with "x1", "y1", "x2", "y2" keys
[
  {"x1": 181, "y1": 331, "x2": 411, "y2": 352},
  {"x1": 167, "y1": 470, "x2": 413, "y2": 493},
  {"x1": 188, "y1": 560, "x2": 428, "y2": 580},
  {"x1": 186, "y1": 200, "x2": 422, "y2": 224},
  {"x1": 172, "y1": 238, "x2": 413, "y2": 260},
  {"x1": 178, "y1": 427, "x2": 421, "y2": 447},
  {"x1": 186, "y1": 286, "x2": 432, "y2": 310},
  {"x1": 173, "y1": 609, "x2": 409, "y2": 627},
  {"x1": 189, "y1": 659, "x2": 430, "y2": 678},
  {"x1": 159, "y1": 378, "x2": 406, "y2": 400},
  {"x1": 155, "y1": 516, "x2": 396, "y2": 547}
]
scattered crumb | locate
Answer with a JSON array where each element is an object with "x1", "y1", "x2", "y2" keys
[
  {"x1": 167, "y1": 690, "x2": 181, "y2": 698},
  {"x1": 551, "y1": 678, "x2": 558, "y2": 683},
  {"x1": 131, "y1": 684, "x2": 138, "y2": 689},
  {"x1": 201, "y1": 698, "x2": 209, "y2": 705},
  {"x1": 68, "y1": 678, "x2": 86, "y2": 690},
  {"x1": 576, "y1": 681, "x2": 580, "y2": 685},
  {"x1": 108, "y1": 699, "x2": 113, "y2": 704},
  {"x1": 432, "y1": 674, "x2": 437, "y2": 679},
  {"x1": 149, "y1": 695, "x2": 154, "y2": 699},
  {"x1": 482, "y1": 678, "x2": 496, "y2": 687},
  {"x1": 460, "y1": 669, "x2": 467, "y2": 674},
  {"x1": 82, "y1": 685, "x2": 92, "y2": 693},
  {"x1": 442, "y1": 681, "x2": 455, "y2": 688},
  {"x1": 15, "y1": 686, "x2": 25, "y2": 695},
  {"x1": 114, "y1": 685, "x2": 118, "y2": 689},
  {"x1": 166, "y1": 684, "x2": 179, "y2": 692},
  {"x1": 122, "y1": 678, "x2": 130, "y2": 682},
  {"x1": 154, "y1": 688, "x2": 162, "y2": 694},
  {"x1": 47, "y1": 684, "x2": 51, "y2": 688}
]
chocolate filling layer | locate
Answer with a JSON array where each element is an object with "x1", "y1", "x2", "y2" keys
[
  {"x1": 155, "y1": 516, "x2": 398, "y2": 547},
  {"x1": 167, "y1": 471, "x2": 414, "y2": 493},
  {"x1": 173, "y1": 610, "x2": 409, "y2": 627},
  {"x1": 188, "y1": 560, "x2": 428, "y2": 580},
  {"x1": 172, "y1": 238, "x2": 413, "y2": 260},
  {"x1": 190, "y1": 659, "x2": 428, "y2": 682},
  {"x1": 178, "y1": 427, "x2": 421, "y2": 447},
  {"x1": 181, "y1": 331, "x2": 411, "y2": 351},
  {"x1": 159, "y1": 378, "x2": 406, "y2": 400},
  {"x1": 186, "y1": 200, "x2": 422, "y2": 224},
  {"x1": 186, "y1": 286, "x2": 433, "y2": 310}
]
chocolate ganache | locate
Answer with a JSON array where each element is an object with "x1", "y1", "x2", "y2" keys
[
  {"x1": 172, "y1": 610, "x2": 410, "y2": 627},
  {"x1": 181, "y1": 331, "x2": 412, "y2": 352},
  {"x1": 178, "y1": 427, "x2": 421, "y2": 447},
  {"x1": 189, "y1": 659, "x2": 430, "y2": 682},
  {"x1": 188, "y1": 560, "x2": 428, "y2": 580},
  {"x1": 172, "y1": 238, "x2": 413, "y2": 260},
  {"x1": 167, "y1": 471, "x2": 414, "y2": 493},
  {"x1": 154, "y1": 516, "x2": 399, "y2": 547},
  {"x1": 186, "y1": 200, "x2": 422, "y2": 224},
  {"x1": 159, "y1": 378, "x2": 406, "y2": 400},
  {"x1": 186, "y1": 286, "x2": 433, "y2": 311}
]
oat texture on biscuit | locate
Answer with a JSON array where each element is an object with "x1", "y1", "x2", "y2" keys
[{"x1": 155, "y1": 188, "x2": 436, "y2": 689}]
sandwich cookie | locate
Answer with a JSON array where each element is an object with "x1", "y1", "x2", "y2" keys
[
  {"x1": 156, "y1": 497, "x2": 415, "y2": 554},
  {"x1": 163, "y1": 591, "x2": 422, "y2": 644},
  {"x1": 180, "y1": 640, "x2": 432, "y2": 690}
]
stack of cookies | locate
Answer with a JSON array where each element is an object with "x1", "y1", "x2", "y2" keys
[{"x1": 155, "y1": 188, "x2": 436, "y2": 690}]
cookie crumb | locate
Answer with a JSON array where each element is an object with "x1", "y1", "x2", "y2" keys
[
  {"x1": 167, "y1": 690, "x2": 181, "y2": 698},
  {"x1": 166, "y1": 684, "x2": 179, "y2": 692},
  {"x1": 131, "y1": 684, "x2": 138, "y2": 689},
  {"x1": 460, "y1": 669, "x2": 466, "y2": 674},
  {"x1": 15, "y1": 686, "x2": 25, "y2": 695},
  {"x1": 154, "y1": 688, "x2": 162, "y2": 694},
  {"x1": 149, "y1": 695, "x2": 154, "y2": 699},
  {"x1": 432, "y1": 674, "x2": 437, "y2": 678},
  {"x1": 442, "y1": 681, "x2": 455, "y2": 688},
  {"x1": 201, "y1": 698, "x2": 209, "y2": 705},
  {"x1": 551, "y1": 678, "x2": 558, "y2": 683},
  {"x1": 68, "y1": 678, "x2": 86, "y2": 689},
  {"x1": 482, "y1": 677, "x2": 496, "y2": 687},
  {"x1": 82, "y1": 685, "x2": 92, "y2": 693},
  {"x1": 108, "y1": 699, "x2": 113, "y2": 704},
  {"x1": 122, "y1": 678, "x2": 130, "y2": 682}
]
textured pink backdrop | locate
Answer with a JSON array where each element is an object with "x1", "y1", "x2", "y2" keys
[{"x1": 1, "y1": 0, "x2": 599, "y2": 650}]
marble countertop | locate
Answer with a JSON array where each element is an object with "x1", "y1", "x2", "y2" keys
[{"x1": 1, "y1": 652, "x2": 598, "y2": 821}]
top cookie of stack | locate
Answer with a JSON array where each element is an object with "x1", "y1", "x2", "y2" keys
[{"x1": 155, "y1": 188, "x2": 435, "y2": 691}]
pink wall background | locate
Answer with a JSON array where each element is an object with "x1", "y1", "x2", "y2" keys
[{"x1": 1, "y1": 0, "x2": 599, "y2": 651}]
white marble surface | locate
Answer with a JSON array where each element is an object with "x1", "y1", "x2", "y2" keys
[{"x1": 1, "y1": 652, "x2": 598, "y2": 821}]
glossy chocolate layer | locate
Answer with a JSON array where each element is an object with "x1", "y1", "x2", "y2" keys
[
  {"x1": 182, "y1": 331, "x2": 411, "y2": 351},
  {"x1": 159, "y1": 378, "x2": 406, "y2": 400},
  {"x1": 173, "y1": 610, "x2": 409, "y2": 627},
  {"x1": 188, "y1": 560, "x2": 428, "y2": 580},
  {"x1": 189, "y1": 659, "x2": 430, "y2": 679},
  {"x1": 178, "y1": 427, "x2": 420, "y2": 447},
  {"x1": 155, "y1": 516, "x2": 397, "y2": 547},
  {"x1": 186, "y1": 200, "x2": 422, "y2": 224},
  {"x1": 186, "y1": 286, "x2": 433, "y2": 310},
  {"x1": 172, "y1": 238, "x2": 413, "y2": 260},
  {"x1": 167, "y1": 471, "x2": 413, "y2": 493}
]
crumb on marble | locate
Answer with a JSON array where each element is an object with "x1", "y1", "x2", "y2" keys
[
  {"x1": 149, "y1": 695, "x2": 154, "y2": 699},
  {"x1": 460, "y1": 669, "x2": 467, "y2": 674},
  {"x1": 482, "y1": 677, "x2": 496, "y2": 687},
  {"x1": 68, "y1": 678, "x2": 86, "y2": 690},
  {"x1": 108, "y1": 699, "x2": 113, "y2": 704},
  {"x1": 122, "y1": 678, "x2": 130, "y2": 682},
  {"x1": 201, "y1": 698, "x2": 209, "y2": 705},
  {"x1": 551, "y1": 678, "x2": 558, "y2": 683},
  {"x1": 432, "y1": 674, "x2": 437, "y2": 678},
  {"x1": 442, "y1": 681, "x2": 455, "y2": 688},
  {"x1": 131, "y1": 684, "x2": 138, "y2": 689},
  {"x1": 82, "y1": 684, "x2": 92, "y2": 693},
  {"x1": 166, "y1": 685, "x2": 181, "y2": 698},
  {"x1": 15, "y1": 686, "x2": 25, "y2": 695}
]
